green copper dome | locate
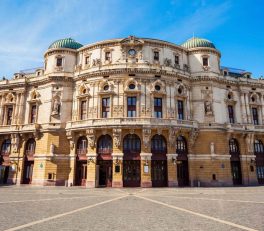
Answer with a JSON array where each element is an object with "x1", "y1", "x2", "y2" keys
[
  {"x1": 181, "y1": 37, "x2": 215, "y2": 49},
  {"x1": 48, "y1": 38, "x2": 83, "y2": 50}
]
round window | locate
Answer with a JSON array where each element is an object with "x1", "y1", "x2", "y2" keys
[
  {"x1": 83, "y1": 89, "x2": 86, "y2": 94},
  {"x1": 155, "y1": 85, "x2": 161, "y2": 91},
  {"x1": 129, "y1": 84, "x2": 136, "y2": 90},
  {"x1": 103, "y1": 85, "x2": 109, "y2": 91},
  {"x1": 228, "y1": 93, "x2": 232, "y2": 99}
]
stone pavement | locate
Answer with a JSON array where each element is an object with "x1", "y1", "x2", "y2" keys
[{"x1": 0, "y1": 186, "x2": 263, "y2": 231}]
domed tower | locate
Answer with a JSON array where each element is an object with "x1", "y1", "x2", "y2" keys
[
  {"x1": 181, "y1": 37, "x2": 221, "y2": 75},
  {"x1": 44, "y1": 38, "x2": 83, "y2": 75}
]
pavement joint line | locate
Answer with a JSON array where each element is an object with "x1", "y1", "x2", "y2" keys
[
  {"x1": 0, "y1": 195, "x2": 124, "y2": 204},
  {"x1": 146, "y1": 195, "x2": 264, "y2": 204},
  {"x1": 3, "y1": 195, "x2": 128, "y2": 231},
  {"x1": 134, "y1": 195, "x2": 259, "y2": 231}
]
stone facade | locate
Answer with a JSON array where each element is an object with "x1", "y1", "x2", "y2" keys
[{"x1": 0, "y1": 36, "x2": 263, "y2": 187}]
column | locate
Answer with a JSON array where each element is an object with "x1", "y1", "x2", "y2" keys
[
  {"x1": 17, "y1": 92, "x2": 25, "y2": 124},
  {"x1": 244, "y1": 93, "x2": 251, "y2": 123},
  {"x1": 0, "y1": 95, "x2": 5, "y2": 124},
  {"x1": 239, "y1": 92, "x2": 247, "y2": 124},
  {"x1": 86, "y1": 153, "x2": 97, "y2": 188},
  {"x1": 140, "y1": 153, "x2": 152, "y2": 187},
  {"x1": 112, "y1": 153, "x2": 123, "y2": 187},
  {"x1": 86, "y1": 129, "x2": 97, "y2": 188},
  {"x1": 260, "y1": 94, "x2": 264, "y2": 124},
  {"x1": 167, "y1": 154, "x2": 178, "y2": 187}
]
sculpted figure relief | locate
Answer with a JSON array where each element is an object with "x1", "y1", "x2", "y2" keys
[
  {"x1": 52, "y1": 97, "x2": 61, "y2": 115},
  {"x1": 204, "y1": 101, "x2": 213, "y2": 115}
]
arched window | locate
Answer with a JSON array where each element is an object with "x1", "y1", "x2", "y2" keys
[
  {"x1": 1, "y1": 139, "x2": 11, "y2": 155},
  {"x1": 97, "y1": 135, "x2": 112, "y2": 154},
  {"x1": 77, "y1": 136, "x2": 87, "y2": 155},
  {"x1": 176, "y1": 136, "x2": 188, "y2": 155},
  {"x1": 254, "y1": 140, "x2": 264, "y2": 154},
  {"x1": 123, "y1": 134, "x2": 141, "y2": 154},
  {"x1": 151, "y1": 135, "x2": 167, "y2": 154},
  {"x1": 25, "y1": 138, "x2": 36, "y2": 156},
  {"x1": 229, "y1": 138, "x2": 239, "y2": 155}
]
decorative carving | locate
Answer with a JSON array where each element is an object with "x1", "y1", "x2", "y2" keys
[
  {"x1": 168, "y1": 128, "x2": 176, "y2": 148},
  {"x1": 113, "y1": 128, "x2": 122, "y2": 148},
  {"x1": 11, "y1": 134, "x2": 19, "y2": 153},
  {"x1": 142, "y1": 128, "x2": 151, "y2": 149},
  {"x1": 189, "y1": 128, "x2": 199, "y2": 149},
  {"x1": 50, "y1": 143, "x2": 55, "y2": 156},
  {"x1": 86, "y1": 129, "x2": 95, "y2": 148},
  {"x1": 245, "y1": 133, "x2": 255, "y2": 154},
  {"x1": 167, "y1": 108, "x2": 175, "y2": 118},
  {"x1": 92, "y1": 58, "x2": 101, "y2": 66},
  {"x1": 5, "y1": 92, "x2": 16, "y2": 104},
  {"x1": 210, "y1": 142, "x2": 215, "y2": 155},
  {"x1": 164, "y1": 58, "x2": 172, "y2": 67},
  {"x1": 51, "y1": 95, "x2": 61, "y2": 116},
  {"x1": 204, "y1": 101, "x2": 213, "y2": 115}
]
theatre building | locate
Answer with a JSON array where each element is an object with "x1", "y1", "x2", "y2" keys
[{"x1": 0, "y1": 36, "x2": 264, "y2": 187}]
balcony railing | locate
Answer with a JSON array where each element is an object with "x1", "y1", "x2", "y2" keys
[{"x1": 66, "y1": 118, "x2": 198, "y2": 130}]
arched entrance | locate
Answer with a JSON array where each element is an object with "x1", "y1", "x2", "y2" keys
[
  {"x1": 151, "y1": 134, "x2": 167, "y2": 187},
  {"x1": 254, "y1": 140, "x2": 264, "y2": 185},
  {"x1": 229, "y1": 138, "x2": 242, "y2": 185},
  {"x1": 75, "y1": 136, "x2": 87, "y2": 186},
  {"x1": 0, "y1": 139, "x2": 11, "y2": 184},
  {"x1": 176, "y1": 136, "x2": 189, "y2": 186},
  {"x1": 97, "y1": 135, "x2": 113, "y2": 187},
  {"x1": 123, "y1": 134, "x2": 141, "y2": 187},
  {"x1": 23, "y1": 138, "x2": 35, "y2": 184}
]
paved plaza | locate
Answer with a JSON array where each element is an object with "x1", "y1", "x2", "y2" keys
[{"x1": 0, "y1": 186, "x2": 263, "y2": 231}]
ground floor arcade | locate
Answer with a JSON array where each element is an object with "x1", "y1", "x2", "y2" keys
[{"x1": 0, "y1": 130, "x2": 263, "y2": 187}]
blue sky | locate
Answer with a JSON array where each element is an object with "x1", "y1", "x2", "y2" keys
[{"x1": 0, "y1": 0, "x2": 263, "y2": 78}]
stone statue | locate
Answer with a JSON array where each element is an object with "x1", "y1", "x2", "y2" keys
[
  {"x1": 210, "y1": 142, "x2": 215, "y2": 155},
  {"x1": 50, "y1": 143, "x2": 55, "y2": 155},
  {"x1": 52, "y1": 98, "x2": 60, "y2": 115},
  {"x1": 204, "y1": 101, "x2": 213, "y2": 115}
]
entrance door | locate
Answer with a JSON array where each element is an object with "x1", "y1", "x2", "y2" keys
[
  {"x1": 75, "y1": 161, "x2": 87, "y2": 186},
  {"x1": 123, "y1": 160, "x2": 140, "y2": 187},
  {"x1": 231, "y1": 161, "x2": 242, "y2": 185},
  {"x1": 177, "y1": 161, "x2": 189, "y2": 187},
  {"x1": 23, "y1": 161, "x2": 34, "y2": 184},
  {"x1": 151, "y1": 160, "x2": 167, "y2": 187},
  {"x1": 98, "y1": 160, "x2": 112, "y2": 187}
]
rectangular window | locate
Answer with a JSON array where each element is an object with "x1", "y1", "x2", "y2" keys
[
  {"x1": 202, "y1": 57, "x2": 208, "y2": 66},
  {"x1": 85, "y1": 56, "x2": 89, "y2": 65},
  {"x1": 6, "y1": 106, "x2": 13, "y2": 125},
  {"x1": 102, "y1": 97, "x2": 110, "y2": 118},
  {"x1": 252, "y1": 107, "x2": 259, "y2": 125},
  {"x1": 127, "y1": 97, "x2": 136, "y2": 117},
  {"x1": 105, "y1": 52, "x2": 111, "y2": 61},
  {"x1": 154, "y1": 98, "x2": 162, "y2": 118},
  {"x1": 228, "y1": 105, "x2": 235, "y2": 123},
  {"x1": 56, "y1": 57, "x2": 62, "y2": 67},
  {"x1": 175, "y1": 55, "x2": 179, "y2": 65},
  {"x1": 154, "y1": 51, "x2": 159, "y2": 61},
  {"x1": 80, "y1": 100, "x2": 87, "y2": 120},
  {"x1": 30, "y1": 104, "x2": 37, "y2": 124},
  {"x1": 177, "y1": 100, "x2": 184, "y2": 120}
]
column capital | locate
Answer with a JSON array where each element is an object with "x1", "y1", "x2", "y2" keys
[
  {"x1": 166, "y1": 153, "x2": 178, "y2": 160},
  {"x1": 140, "y1": 153, "x2": 152, "y2": 160}
]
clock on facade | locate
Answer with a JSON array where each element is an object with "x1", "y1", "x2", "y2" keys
[{"x1": 128, "y1": 49, "x2": 136, "y2": 56}]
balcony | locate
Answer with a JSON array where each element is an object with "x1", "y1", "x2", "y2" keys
[{"x1": 66, "y1": 118, "x2": 198, "y2": 130}]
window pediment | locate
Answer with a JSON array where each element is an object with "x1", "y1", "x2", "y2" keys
[{"x1": 150, "y1": 80, "x2": 166, "y2": 96}]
